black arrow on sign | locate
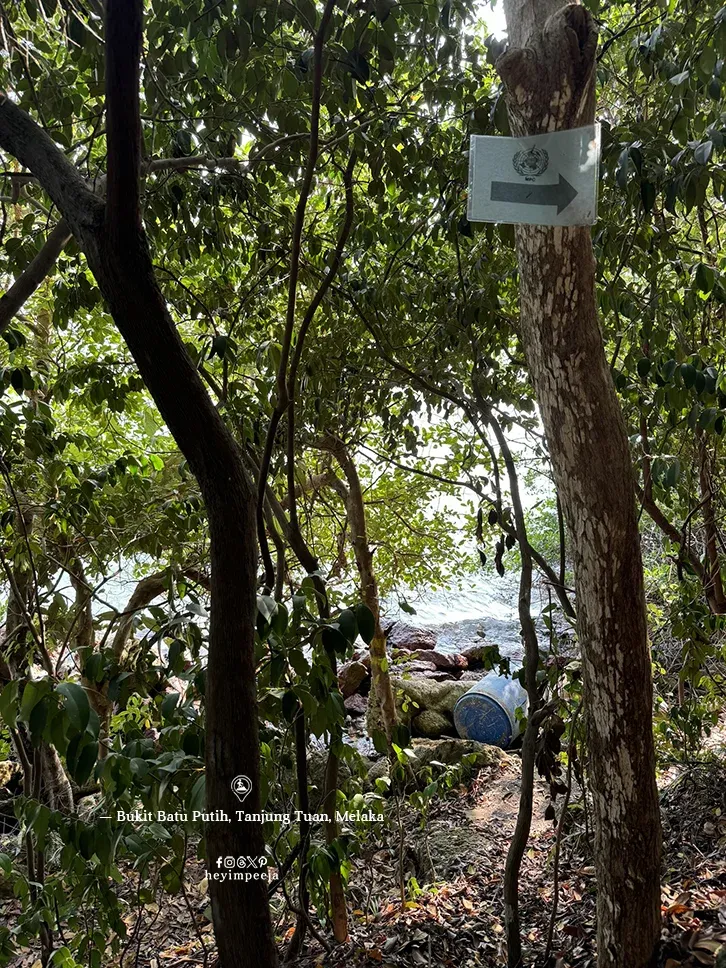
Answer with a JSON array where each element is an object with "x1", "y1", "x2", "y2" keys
[{"x1": 490, "y1": 174, "x2": 578, "y2": 214}]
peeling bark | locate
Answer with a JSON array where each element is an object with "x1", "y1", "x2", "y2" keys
[{"x1": 498, "y1": 4, "x2": 662, "y2": 966}]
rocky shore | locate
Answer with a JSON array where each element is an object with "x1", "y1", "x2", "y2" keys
[{"x1": 338, "y1": 621, "x2": 499, "y2": 740}]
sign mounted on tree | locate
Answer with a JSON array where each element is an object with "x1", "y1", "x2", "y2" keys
[{"x1": 467, "y1": 124, "x2": 600, "y2": 227}]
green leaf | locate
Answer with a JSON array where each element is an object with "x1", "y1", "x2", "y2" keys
[
  {"x1": 346, "y1": 49, "x2": 370, "y2": 82},
  {"x1": 29, "y1": 802, "x2": 51, "y2": 849},
  {"x1": 271, "y1": 602, "x2": 289, "y2": 635},
  {"x1": 257, "y1": 595, "x2": 277, "y2": 624},
  {"x1": 668, "y1": 70, "x2": 690, "y2": 85},
  {"x1": 699, "y1": 407, "x2": 718, "y2": 430},
  {"x1": 695, "y1": 263, "x2": 715, "y2": 294},
  {"x1": 83, "y1": 652, "x2": 104, "y2": 683},
  {"x1": 681, "y1": 363, "x2": 697, "y2": 388},
  {"x1": 0, "y1": 680, "x2": 19, "y2": 729},
  {"x1": 161, "y1": 692, "x2": 180, "y2": 718},
  {"x1": 640, "y1": 181, "x2": 656, "y2": 212},
  {"x1": 694, "y1": 140, "x2": 714, "y2": 165},
  {"x1": 282, "y1": 689, "x2": 299, "y2": 723},
  {"x1": 73, "y1": 741, "x2": 98, "y2": 786},
  {"x1": 338, "y1": 608, "x2": 357, "y2": 643},
  {"x1": 699, "y1": 46, "x2": 717, "y2": 73},
  {"x1": 662, "y1": 359, "x2": 678, "y2": 382},
  {"x1": 211, "y1": 334, "x2": 228, "y2": 359},
  {"x1": 371, "y1": 729, "x2": 389, "y2": 755},
  {"x1": 20, "y1": 680, "x2": 45, "y2": 722},
  {"x1": 392, "y1": 723, "x2": 410, "y2": 748},
  {"x1": 321, "y1": 626, "x2": 348, "y2": 654},
  {"x1": 374, "y1": 0, "x2": 395, "y2": 20},
  {"x1": 189, "y1": 774, "x2": 205, "y2": 814},
  {"x1": 354, "y1": 603, "x2": 376, "y2": 644},
  {"x1": 56, "y1": 681, "x2": 90, "y2": 733},
  {"x1": 28, "y1": 696, "x2": 49, "y2": 745},
  {"x1": 160, "y1": 862, "x2": 181, "y2": 894},
  {"x1": 637, "y1": 357, "x2": 652, "y2": 379},
  {"x1": 130, "y1": 757, "x2": 149, "y2": 778}
]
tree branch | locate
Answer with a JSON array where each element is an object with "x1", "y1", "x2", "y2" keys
[
  {"x1": 255, "y1": 0, "x2": 339, "y2": 587},
  {"x1": 0, "y1": 96, "x2": 100, "y2": 237},
  {"x1": 0, "y1": 220, "x2": 72, "y2": 334},
  {"x1": 285, "y1": 148, "x2": 356, "y2": 530},
  {"x1": 104, "y1": 0, "x2": 142, "y2": 236},
  {"x1": 110, "y1": 567, "x2": 211, "y2": 660}
]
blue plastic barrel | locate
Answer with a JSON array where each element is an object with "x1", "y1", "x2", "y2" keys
[{"x1": 453, "y1": 672, "x2": 528, "y2": 748}]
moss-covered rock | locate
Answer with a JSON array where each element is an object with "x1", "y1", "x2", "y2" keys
[
  {"x1": 391, "y1": 676, "x2": 472, "y2": 723},
  {"x1": 412, "y1": 709, "x2": 454, "y2": 738},
  {"x1": 364, "y1": 737, "x2": 503, "y2": 788}
]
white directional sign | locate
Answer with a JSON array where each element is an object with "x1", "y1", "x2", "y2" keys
[{"x1": 467, "y1": 124, "x2": 600, "y2": 227}]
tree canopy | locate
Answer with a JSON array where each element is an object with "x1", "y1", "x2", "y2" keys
[{"x1": 1, "y1": 0, "x2": 726, "y2": 965}]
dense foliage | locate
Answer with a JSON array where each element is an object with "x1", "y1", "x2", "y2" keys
[{"x1": 0, "y1": 0, "x2": 725, "y2": 964}]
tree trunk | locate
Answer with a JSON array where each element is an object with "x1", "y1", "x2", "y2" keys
[
  {"x1": 320, "y1": 437, "x2": 397, "y2": 743},
  {"x1": 486, "y1": 416, "x2": 542, "y2": 968},
  {"x1": 285, "y1": 706, "x2": 312, "y2": 961},
  {"x1": 697, "y1": 431, "x2": 725, "y2": 612},
  {"x1": 0, "y1": 3, "x2": 278, "y2": 964},
  {"x1": 69, "y1": 561, "x2": 112, "y2": 760},
  {"x1": 3, "y1": 508, "x2": 75, "y2": 816},
  {"x1": 498, "y1": 4, "x2": 662, "y2": 966}
]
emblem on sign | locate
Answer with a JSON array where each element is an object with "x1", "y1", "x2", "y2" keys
[
  {"x1": 467, "y1": 124, "x2": 600, "y2": 227},
  {"x1": 512, "y1": 146, "x2": 549, "y2": 177}
]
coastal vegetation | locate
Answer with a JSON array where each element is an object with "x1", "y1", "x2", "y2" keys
[{"x1": 0, "y1": 0, "x2": 725, "y2": 965}]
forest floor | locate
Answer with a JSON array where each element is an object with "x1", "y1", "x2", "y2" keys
[{"x1": 3, "y1": 751, "x2": 726, "y2": 968}]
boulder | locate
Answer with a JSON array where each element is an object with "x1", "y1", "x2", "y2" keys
[
  {"x1": 338, "y1": 660, "x2": 368, "y2": 698},
  {"x1": 411, "y1": 649, "x2": 468, "y2": 670},
  {"x1": 396, "y1": 660, "x2": 437, "y2": 675},
  {"x1": 459, "y1": 669, "x2": 484, "y2": 681},
  {"x1": 0, "y1": 760, "x2": 21, "y2": 792},
  {"x1": 425, "y1": 670, "x2": 464, "y2": 682},
  {"x1": 364, "y1": 757, "x2": 391, "y2": 787},
  {"x1": 344, "y1": 694, "x2": 368, "y2": 717},
  {"x1": 364, "y1": 737, "x2": 503, "y2": 788},
  {"x1": 390, "y1": 676, "x2": 472, "y2": 723},
  {"x1": 461, "y1": 644, "x2": 491, "y2": 669},
  {"x1": 307, "y1": 747, "x2": 352, "y2": 791},
  {"x1": 412, "y1": 709, "x2": 454, "y2": 738},
  {"x1": 412, "y1": 737, "x2": 503, "y2": 769},
  {"x1": 386, "y1": 623, "x2": 437, "y2": 652}
]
